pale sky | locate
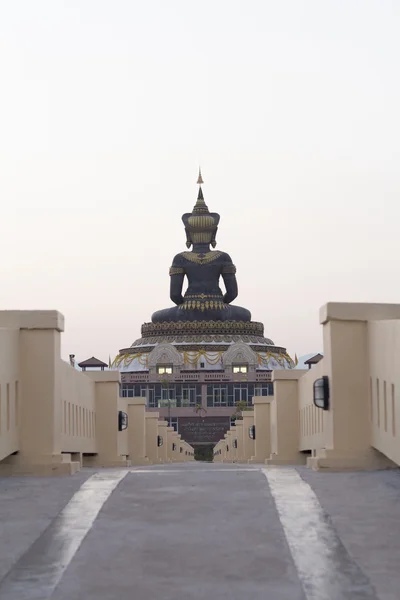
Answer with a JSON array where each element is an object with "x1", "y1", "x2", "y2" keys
[{"x1": 1, "y1": 1, "x2": 399, "y2": 363}]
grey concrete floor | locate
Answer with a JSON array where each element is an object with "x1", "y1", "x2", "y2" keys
[{"x1": 0, "y1": 463, "x2": 399, "y2": 599}]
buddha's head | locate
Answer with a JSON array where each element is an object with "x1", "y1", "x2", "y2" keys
[{"x1": 182, "y1": 185, "x2": 220, "y2": 249}]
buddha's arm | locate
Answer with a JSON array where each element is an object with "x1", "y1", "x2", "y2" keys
[
  {"x1": 169, "y1": 266, "x2": 185, "y2": 305},
  {"x1": 221, "y1": 260, "x2": 238, "y2": 304}
]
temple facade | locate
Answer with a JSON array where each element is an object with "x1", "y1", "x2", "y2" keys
[{"x1": 112, "y1": 173, "x2": 295, "y2": 447}]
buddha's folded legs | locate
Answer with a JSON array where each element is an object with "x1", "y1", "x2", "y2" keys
[
  {"x1": 222, "y1": 305, "x2": 251, "y2": 322},
  {"x1": 151, "y1": 304, "x2": 251, "y2": 324},
  {"x1": 151, "y1": 307, "x2": 181, "y2": 323}
]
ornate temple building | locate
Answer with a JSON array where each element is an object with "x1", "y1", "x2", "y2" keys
[{"x1": 111, "y1": 172, "x2": 295, "y2": 448}]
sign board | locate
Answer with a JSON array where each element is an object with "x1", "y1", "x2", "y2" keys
[{"x1": 178, "y1": 416, "x2": 230, "y2": 444}]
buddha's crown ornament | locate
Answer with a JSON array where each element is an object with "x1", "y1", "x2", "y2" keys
[{"x1": 182, "y1": 169, "x2": 220, "y2": 248}]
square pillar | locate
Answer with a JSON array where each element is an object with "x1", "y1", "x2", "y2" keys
[
  {"x1": 145, "y1": 412, "x2": 160, "y2": 464},
  {"x1": 242, "y1": 411, "x2": 255, "y2": 462},
  {"x1": 235, "y1": 421, "x2": 244, "y2": 462},
  {"x1": 230, "y1": 426, "x2": 238, "y2": 462},
  {"x1": 0, "y1": 311, "x2": 79, "y2": 475},
  {"x1": 127, "y1": 398, "x2": 149, "y2": 465},
  {"x1": 249, "y1": 397, "x2": 272, "y2": 464},
  {"x1": 157, "y1": 421, "x2": 169, "y2": 463},
  {"x1": 84, "y1": 370, "x2": 130, "y2": 468},
  {"x1": 267, "y1": 371, "x2": 307, "y2": 466},
  {"x1": 308, "y1": 303, "x2": 397, "y2": 470},
  {"x1": 226, "y1": 431, "x2": 233, "y2": 462},
  {"x1": 166, "y1": 426, "x2": 176, "y2": 461}
]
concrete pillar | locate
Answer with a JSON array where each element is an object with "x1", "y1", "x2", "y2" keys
[
  {"x1": 84, "y1": 371, "x2": 130, "y2": 468},
  {"x1": 177, "y1": 435, "x2": 185, "y2": 462},
  {"x1": 249, "y1": 397, "x2": 272, "y2": 464},
  {"x1": 235, "y1": 421, "x2": 244, "y2": 462},
  {"x1": 222, "y1": 434, "x2": 229, "y2": 462},
  {"x1": 225, "y1": 431, "x2": 232, "y2": 462},
  {"x1": 145, "y1": 412, "x2": 160, "y2": 464},
  {"x1": 157, "y1": 421, "x2": 169, "y2": 463},
  {"x1": 166, "y1": 426, "x2": 175, "y2": 461},
  {"x1": 242, "y1": 411, "x2": 255, "y2": 462},
  {"x1": 230, "y1": 426, "x2": 238, "y2": 462},
  {"x1": 308, "y1": 303, "x2": 397, "y2": 470},
  {"x1": 127, "y1": 398, "x2": 149, "y2": 465},
  {"x1": 0, "y1": 311, "x2": 79, "y2": 475},
  {"x1": 266, "y1": 372, "x2": 307, "y2": 466}
]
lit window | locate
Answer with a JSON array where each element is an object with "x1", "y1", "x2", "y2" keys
[
  {"x1": 157, "y1": 366, "x2": 173, "y2": 375},
  {"x1": 233, "y1": 365, "x2": 248, "y2": 373}
]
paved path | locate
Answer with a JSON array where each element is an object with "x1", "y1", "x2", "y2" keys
[{"x1": 0, "y1": 464, "x2": 399, "y2": 599}]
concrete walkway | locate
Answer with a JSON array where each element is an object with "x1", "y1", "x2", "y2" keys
[{"x1": 0, "y1": 463, "x2": 399, "y2": 599}]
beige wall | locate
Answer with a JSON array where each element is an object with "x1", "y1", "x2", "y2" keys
[
  {"x1": 60, "y1": 360, "x2": 96, "y2": 455},
  {"x1": 5, "y1": 303, "x2": 400, "y2": 475},
  {"x1": 368, "y1": 319, "x2": 400, "y2": 465},
  {"x1": 0, "y1": 310, "x2": 194, "y2": 474}
]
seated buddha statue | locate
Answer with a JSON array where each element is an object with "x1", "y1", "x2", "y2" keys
[{"x1": 152, "y1": 173, "x2": 251, "y2": 324}]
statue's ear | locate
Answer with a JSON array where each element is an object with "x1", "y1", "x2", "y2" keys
[
  {"x1": 182, "y1": 214, "x2": 192, "y2": 248},
  {"x1": 182, "y1": 213, "x2": 191, "y2": 227},
  {"x1": 210, "y1": 213, "x2": 220, "y2": 226}
]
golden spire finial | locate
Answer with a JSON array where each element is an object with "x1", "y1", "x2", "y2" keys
[{"x1": 197, "y1": 167, "x2": 204, "y2": 185}]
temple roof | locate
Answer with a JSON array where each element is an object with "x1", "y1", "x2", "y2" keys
[{"x1": 78, "y1": 356, "x2": 108, "y2": 368}]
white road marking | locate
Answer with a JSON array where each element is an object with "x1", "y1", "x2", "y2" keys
[
  {"x1": 0, "y1": 470, "x2": 128, "y2": 600},
  {"x1": 130, "y1": 468, "x2": 259, "y2": 473},
  {"x1": 262, "y1": 468, "x2": 377, "y2": 600}
]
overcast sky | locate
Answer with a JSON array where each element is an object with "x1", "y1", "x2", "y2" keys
[{"x1": 1, "y1": 1, "x2": 399, "y2": 362}]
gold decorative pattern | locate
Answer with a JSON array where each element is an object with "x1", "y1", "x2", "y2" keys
[
  {"x1": 112, "y1": 348, "x2": 294, "y2": 369},
  {"x1": 221, "y1": 264, "x2": 237, "y2": 274},
  {"x1": 183, "y1": 350, "x2": 224, "y2": 365},
  {"x1": 111, "y1": 352, "x2": 148, "y2": 369},
  {"x1": 178, "y1": 299, "x2": 227, "y2": 311},
  {"x1": 169, "y1": 267, "x2": 185, "y2": 276},
  {"x1": 141, "y1": 320, "x2": 266, "y2": 338},
  {"x1": 180, "y1": 251, "x2": 222, "y2": 265},
  {"x1": 256, "y1": 351, "x2": 294, "y2": 368},
  {"x1": 185, "y1": 294, "x2": 222, "y2": 299}
]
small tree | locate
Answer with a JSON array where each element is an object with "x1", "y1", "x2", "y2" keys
[{"x1": 231, "y1": 400, "x2": 250, "y2": 422}]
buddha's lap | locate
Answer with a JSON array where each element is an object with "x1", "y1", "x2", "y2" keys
[{"x1": 151, "y1": 304, "x2": 250, "y2": 323}]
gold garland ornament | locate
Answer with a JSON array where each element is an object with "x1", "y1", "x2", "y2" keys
[
  {"x1": 183, "y1": 350, "x2": 224, "y2": 365},
  {"x1": 180, "y1": 251, "x2": 223, "y2": 265},
  {"x1": 111, "y1": 353, "x2": 148, "y2": 368}
]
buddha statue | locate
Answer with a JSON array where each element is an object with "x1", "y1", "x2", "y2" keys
[{"x1": 152, "y1": 172, "x2": 251, "y2": 324}]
